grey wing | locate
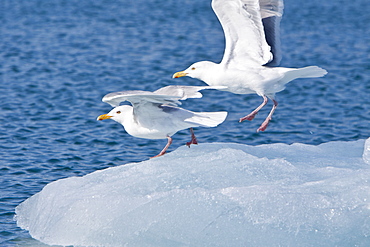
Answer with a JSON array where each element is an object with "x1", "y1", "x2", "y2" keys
[
  {"x1": 159, "y1": 105, "x2": 228, "y2": 128},
  {"x1": 132, "y1": 103, "x2": 196, "y2": 131},
  {"x1": 102, "y1": 90, "x2": 181, "y2": 107},
  {"x1": 158, "y1": 105, "x2": 196, "y2": 120},
  {"x1": 134, "y1": 103, "x2": 227, "y2": 131},
  {"x1": 260, "y1": 0, "x2": 284, "y2": 67},
  {"x1": 154, "y1": 85, "x2": 227, "y2": 100}
]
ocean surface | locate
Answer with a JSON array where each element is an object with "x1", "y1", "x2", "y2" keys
[{"x1": 1, "y1": 0, "x2": 369, "y2": 246}]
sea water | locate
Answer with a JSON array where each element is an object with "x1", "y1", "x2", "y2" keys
[{"x1": 1, "y1": 0, "x2": 369, "y2": 246}]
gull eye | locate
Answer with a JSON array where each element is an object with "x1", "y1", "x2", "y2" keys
[
  {"x1": 116, "y1": 111, "x2": 121, "y2": 114},
  {"x1": 191, "y1": 67, "x2": 196, "y2": 70}
]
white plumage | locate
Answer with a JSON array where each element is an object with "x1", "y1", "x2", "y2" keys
[
  {"x1": 173, "y1": 0, "x2": 327, "y2": 132},
  {"x1": 97, "y1": 86, "x2": 227, "y2": 158}
]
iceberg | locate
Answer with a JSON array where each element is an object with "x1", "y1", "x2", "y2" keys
[{"x1": 16, "y1": 138, "x2": 370, "y2": 246}]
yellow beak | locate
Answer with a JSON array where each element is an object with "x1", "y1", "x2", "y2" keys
[
  {"x1": 97, "y1": 114, "x2": 112, "y2": 121},
  {"x1": 172, "y1": 71, "x2": 188, "y2": 78}
]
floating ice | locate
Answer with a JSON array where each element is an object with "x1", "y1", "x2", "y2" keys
[{"x1": 16, "y1": 138, "x2": 370, "y2": 247}]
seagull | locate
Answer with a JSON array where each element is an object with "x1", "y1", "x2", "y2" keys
[
  {"x1": 97, "y1": 85, "x2": 228, "y2": 158},
  {"x1": 173, "y1": 0, "x2": 327, "y2": 132}
]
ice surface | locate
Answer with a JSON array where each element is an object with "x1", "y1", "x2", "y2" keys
[{"x1": 16, "y1": 138, "x2": 370, "y2": 247}]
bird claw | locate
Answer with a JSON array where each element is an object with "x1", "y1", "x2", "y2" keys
[
  {"x1": 257, "y1": 120, "x2": 270, "y2": 132},
  {"x1": 239, "y1": 114, "x2": 256, "y2": 122},
  {"x1": 186, "y1": 138, "x2": 198, "y2": 147},
  {"x1": 150, "y1": 152, "x2": 165, "y2": 159}
]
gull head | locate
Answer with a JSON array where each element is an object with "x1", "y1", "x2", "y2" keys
[
  {"x1": 97, "y1": 105, "x2": 132, "y2": 125},
  {"x1": 172, "y1": 61, "x2": 217, "y2": 81}
]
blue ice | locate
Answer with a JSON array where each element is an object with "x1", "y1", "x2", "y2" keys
[{"x1": 16, "y1": 138, "x2": 370, "y2": 246}]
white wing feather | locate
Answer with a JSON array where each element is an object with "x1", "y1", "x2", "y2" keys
[
  {"x1": 212, "y1": 0, "x2": 273, "y2": 69},
  {"x1": 101, "y1": 85, "x2": 227, "y2": 107},
  {"x1": 154, "y1": 85, "x2": 227, "y2": 100},
  {"x1": 212, "y1": 0, "x2": 284, "y2": 68},
  {"x1": 102, "y1": 91, "x2": 181, "y2": 107}
]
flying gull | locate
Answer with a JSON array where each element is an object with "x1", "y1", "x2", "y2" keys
[{"x1": 173, "y1": 0, "x2": 327, "y2": 132}]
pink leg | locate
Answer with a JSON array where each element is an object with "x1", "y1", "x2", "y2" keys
[
  {"x1": 151, "y1": 136, "x2": 173, "y2": 158},
  {"x1": 257, "y1": 99, "x2": 278, "y2": 132},
  {"x1": 239, "y1": 95, "x2": 268, "y2": 122},
  {"x1": 186, "y1": 128, "x2": 198, "y2": 147}
]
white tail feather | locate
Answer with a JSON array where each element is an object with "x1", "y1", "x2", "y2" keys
[
  {"x1": 286, "y1": 66, "x2": 327, "y2": 81},
  {"x1": 278, "y1": 66, "x2": 327, "y2": 86},
  {"x1": 295, "y1": 66, "x2": 328, "y2": 78}
]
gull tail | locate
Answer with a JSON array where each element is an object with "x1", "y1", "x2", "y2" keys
[
  {"x1": 186, "y1": 111, "x2": 228, "y2": 127},
  {"x1": 294, "y1": 66, "x2": 328, "y2": 78},
  {"x1": 284, "y1": 66, "x2": 328, "y2": 82}
]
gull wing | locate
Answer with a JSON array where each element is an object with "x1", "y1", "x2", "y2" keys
[
  {"x1": 102, "y1": 90, "x2": 181, "y2": 107},
  {"x1": 212, "y1": 0, "x2": 283, "y2": 69},
  {"x1": 154, "y1": 85, "x2": 227, "y2": 100},
  {"x1": 260, "y1": 0, "x2": 284, "y2": 66},
  {"x1": 260, "y1": 0, "x2": 283, "y2": 19}
]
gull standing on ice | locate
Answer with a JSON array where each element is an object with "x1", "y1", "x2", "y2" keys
[
  {"x1": 97, "y1": 86, "x2": 227, "y2": 158},
  {"x1": 173, "y1": 0, "x2": 327, "y2": 132}
]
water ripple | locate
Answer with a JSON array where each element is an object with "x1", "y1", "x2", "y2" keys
[{"x1": 1, "y1": 0, "x2": 369, "y2": 245}]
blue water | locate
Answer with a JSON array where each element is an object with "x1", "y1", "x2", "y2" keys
[{"x1": 1, "y1": 0, "x2": 369, "y2": 246}]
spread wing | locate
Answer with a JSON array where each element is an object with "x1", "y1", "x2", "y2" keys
[
  {"x1": 154, "y1": 85, "x2": 227, "y2": 100},
  {"x1": 102, "y1": 90, "x2": 181, "y2": 107},
  {"x1": 212, "y1": 0, "x2": 283, "y2": 69}
]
